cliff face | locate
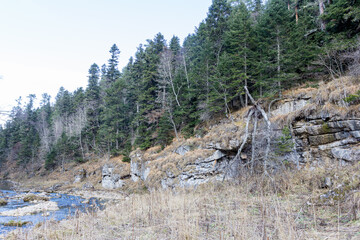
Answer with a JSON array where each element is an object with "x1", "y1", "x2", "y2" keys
[{"x1": 103, "y1": 77, "x2": 360, "y2": 189}]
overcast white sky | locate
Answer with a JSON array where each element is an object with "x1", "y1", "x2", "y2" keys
[{"x1": 0, "y1": 0, "x2": 212, "y2": 117}]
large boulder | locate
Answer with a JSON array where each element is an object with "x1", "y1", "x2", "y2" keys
[
  {"x1": 130, "y1": 151, "x2": 150, "y2": 182},
  {"x1": 102, "y1": 164, "x2": 124, "y2": 189}
]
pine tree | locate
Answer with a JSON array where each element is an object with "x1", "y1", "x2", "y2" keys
[
  {"x1": 105, "y1": 44, "x2": 121, "y2": 87},
  {"x1": 85, "y1": 63, "x2": 101, "y2": 149},
  {"x1": 257, "y1": 0, "x2": 294, "y2": 96},
  {"x1": 223, "y1": 2, "x2": 255, "y2": 107}
]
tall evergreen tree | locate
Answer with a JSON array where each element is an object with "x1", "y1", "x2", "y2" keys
[
  {"x1": 105, "y1": 44, "x2": 121, "y2": 87},
  {"x1": 85, "y1": 63, "x2": 101, "y2": 149}
]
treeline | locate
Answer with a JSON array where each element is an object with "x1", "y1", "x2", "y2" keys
[{"x1": 0, "y1": 0, "x2": 359, "y2": 170}]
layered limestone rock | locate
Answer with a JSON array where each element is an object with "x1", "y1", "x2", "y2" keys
[
  {"x1": 293, "y1": 119, "x2": 360, "y2": 162},
  {"x1": 130, "y1": 148, "x2": 238, "y2": 189},
  {"x1": 102, "y1": 163, "x2": 130, "y2": 189}
]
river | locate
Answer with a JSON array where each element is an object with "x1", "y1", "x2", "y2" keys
[{"x1": 0, "y1": 180, "x2": 102, "y2": 236}]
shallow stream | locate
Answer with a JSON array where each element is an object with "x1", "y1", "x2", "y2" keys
[{"x1": 0, "y1": 180, "x2": 102, "y2": 236}]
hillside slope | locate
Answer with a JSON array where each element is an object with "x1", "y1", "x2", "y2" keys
[
  {"x1": 91, "y1": 76, "x2": 360, "y2": 191},
  {"x1": 4, "y1": 76, "x2": 360, "y2": 240}
]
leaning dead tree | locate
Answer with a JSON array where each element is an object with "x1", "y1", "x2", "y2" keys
[
  {"x1": 244, "y1": 86, "x2": 272, "y2": 174},
  {"x1": 223, "y1": 86, "x2": 272, "y2": 180}
]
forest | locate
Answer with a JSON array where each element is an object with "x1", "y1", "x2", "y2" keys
[{"x1": 0, "y1": 0, "x2": 359, "y2": 171}]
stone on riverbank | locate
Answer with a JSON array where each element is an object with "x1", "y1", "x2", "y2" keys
[{"x1": 23, "y1": 194, "x2": 49, "y2": 202}]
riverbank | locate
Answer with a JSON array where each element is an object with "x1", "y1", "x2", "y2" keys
[
  {"x1": 4, "y1": 162, "x2": 360, "y2": 239},
  {"x1": 0, "y1": 186, "x2": 106, "y2": 238},
  {"x1": 4, "y1": 164, "x2": 360, "y2": 240}
]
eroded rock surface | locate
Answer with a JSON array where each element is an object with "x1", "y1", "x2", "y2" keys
[
  {"x1": 130, "y1": 151, "x2": 150, "y2": 182},
  {"x1": 293, "y1": 119, "x2": 360, "y2": 162},
  {"x1": 74, "y1": 168, "x2": 86, "y2": 183},
  {"x1": 102, "y1": 163, "x2": 129, "y2": 189}
]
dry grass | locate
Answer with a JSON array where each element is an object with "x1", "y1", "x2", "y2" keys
[
  {"x1": 7, "y1": 164, "x2": 360, "y2": 240},
  {"x1": 269, "y1": 76, "x2": 360, "y2": 127},
  {"x1": 11, "y1": 155, "x2": 131, "y2": 191},
  {"x1": 314, "y1": 77, "x2": 360, "y2": 105},
  {"x1": 282, "y1": 86, "x2": 318, "y2": 99}
]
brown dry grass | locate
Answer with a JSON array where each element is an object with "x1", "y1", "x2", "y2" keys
[
  {"x1": 13, "y1": 155, "x2": 131, "y2": 191},
  {"x1": 314, "y1": 77, "x2": 360, "y2": 105},
  {"x1": 270, "y1": 76, "x2": 360, "y2": 127},
  {"x1": 7, "y1": 164, "x2": 360, "y2": 240}
]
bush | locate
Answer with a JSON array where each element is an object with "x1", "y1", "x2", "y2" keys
[
  {"x1": 275, "y1": 126, "x2": 294, "y2": 155},
  {"x1": 343, "y1": 90, "x2": 360, "y2": 105},
  {"x1": 122, "y1": 156, "x2": 131, "y2": 163},
  {"x1": 45, "y1": 149, "x2": 57, "y2": 170}
]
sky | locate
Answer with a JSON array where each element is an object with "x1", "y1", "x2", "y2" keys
[{"x1": 0, "y1": 0, "x2": 212, "y2": 119}]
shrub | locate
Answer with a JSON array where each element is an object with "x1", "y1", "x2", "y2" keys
[{"x1": 276, "y1": 126, "x2": 294, "y2": 155}]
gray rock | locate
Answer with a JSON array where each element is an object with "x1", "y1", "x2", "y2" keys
[
  {"x1": 293, "y1": 119, "x2": 360, "y2": 163},
  {"x1": 46, "y1": 183, "x2": 63, "y2": 193},
  {"x1": 331, "y1": 147, "x2": 360, "y2": 161},
  {"x1": 325, "y1": 177, "x2": 332, "y2": 188},
  {"x1": 82, "y1": 182, "x2": 94, "y2": 190},
  {"x1": 271, "y1": 99, "x2": 308, "y2": 117},
  {"x1": 102, "y1": 164, "x2": 124, "y2": 189},
  {"x1": 167, "y1": 150, "x2": 237, "y2": 188},
  {"x1": 102, "y1": 174, "x2": 124, "y2": 189},
  {"x1": 130, "y1": 157, "x2": 150, "y2": 182},
  {"x1": 74, "y1": 168, "x2": 86, "y2": 183},
  {"x1": 175, "y1": 145, "x2": 191, "y2": 155}
]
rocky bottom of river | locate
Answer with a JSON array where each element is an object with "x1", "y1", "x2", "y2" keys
[{"x1": 0, "y1": 180, "x2": 105, "y2": 238}]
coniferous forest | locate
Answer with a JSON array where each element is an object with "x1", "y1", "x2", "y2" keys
[{"x1": 0, "y1": 0, "x2": 359, "y2": 170}]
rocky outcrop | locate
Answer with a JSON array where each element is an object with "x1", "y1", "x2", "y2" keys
[
  {"x1": 130, "y1": 151, "x2": 150, "y2": 182},
  {"x1": 272, "y1": 98, "x2": 310, "y2": 116},
  {"x1": 101, "y1": 163, "x2": 130, "y2": 189},
  {"x1": 128, "y1": 146, "x2": 240, "y2": 189},
  {"x1": 74, "y1": 168, "x2": 86, "y2": 183},
  {"x1": 102, "y1": 164, "x2": 126, "y2": 189},
  {"x1": 161, "y1": 150, "x2": 238, "y2": 188},
  {"x1": 174, "y1": 145, "x2": 190, "y2": 156},
  {"x1": 293, "y1": 119, "x2": 360, "y2": 162}
]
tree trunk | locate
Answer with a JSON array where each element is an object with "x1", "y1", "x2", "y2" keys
[
  {"x1": 168, "y1": 108, "x2": 179, "y2": 140},
  {"x1": 318, "y1": 0, "x2": 326, "y2": 31},
  {"x1": 276, "y1": 27, "x2": 282, "y2": 97},
  {"x1": 244, "y1": 86, "x2": 272, "y2": 174},
  {"x1": 244, "y1": 41, "x2": 248, "y2": 107},
  {"x1": 162, "y1": 86, "x2": 166, "y2": 109},
  {"x1": 206, "y1": 60, "x2": 210, "y2": 106},
  {"x1": 223, "y1": 109, "x2": 254, "y2": 181},
  {"x1": 251, "y1": 114, "x2": 258, "y2": 174},
  {"x1": 116, "y1": 128, "x2": 119, "y2": 150},
  {"x1": 168, "y1": 64, "x2": 181, "y2": 107},
  {"x1": 79, "y1": 133, "x2": 85, "y2": 160},
  {"x1": 183, "y1": 54, "x2": 190, "y2": 89}
]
